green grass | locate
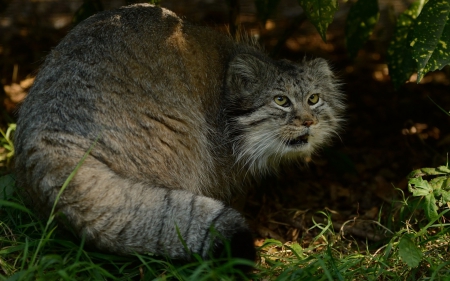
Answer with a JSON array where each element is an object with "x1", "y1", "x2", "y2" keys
[
  {"x1": 1, "y1": 123, "x2": 450, "y2": 280},
  {"x1": 0, "y1": 185, "x2": 253, "y2": 280},
  {"x1": 1, "y1": 182, "x2": 449, "y2": 280}
]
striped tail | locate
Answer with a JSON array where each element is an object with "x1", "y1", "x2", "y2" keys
[{"x1": 18, "y1": 154, "x2": 255, "y2": 262}]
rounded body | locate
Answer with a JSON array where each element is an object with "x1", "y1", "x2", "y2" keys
[{"x1": 15, "y1": 4, "x2": 344, "y2": 261}]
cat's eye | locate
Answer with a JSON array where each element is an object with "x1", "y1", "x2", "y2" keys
[
  {"x1": 308, "y1": 94, "x2": 320, "y2": 105},
  {"x1": 274, "y1": 96, "x2": 291, "y2": 107}
]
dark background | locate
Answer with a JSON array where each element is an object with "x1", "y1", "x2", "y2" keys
[{"x1": 1, "y1": 0, "x2": 450, "y2": 245}]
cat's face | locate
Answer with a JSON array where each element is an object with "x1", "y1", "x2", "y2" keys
[{"x1": 225, "y1": 54, "x2": 345, "y2": 174}]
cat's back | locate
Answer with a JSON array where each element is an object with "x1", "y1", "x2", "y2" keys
[
  {"x1": 30, "y1": 4, "x2": 234, "y2": 108},
  {"x1": 15, "y1": 4, "x2": 239, "y2": 197}
]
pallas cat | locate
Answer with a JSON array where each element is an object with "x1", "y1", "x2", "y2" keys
[{"x1": 14, "y1": 4, "x2": 344, "y2": 262}]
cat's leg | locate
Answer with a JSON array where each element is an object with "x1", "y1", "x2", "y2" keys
[{"x1": 30, "y1": 155, "x2": 255, "y2": 262}]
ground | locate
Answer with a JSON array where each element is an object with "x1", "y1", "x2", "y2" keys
[{"x1": 1, "y1": 0, "x2": 449, "y2": 250}]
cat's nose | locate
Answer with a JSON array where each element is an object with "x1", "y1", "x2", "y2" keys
[{"x1": 303, "y1": 120, "x2": 314, "y2": 127}]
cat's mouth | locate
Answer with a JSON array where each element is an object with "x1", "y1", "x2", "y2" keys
[{"x1": 287, "y1": 134, "x2": 309, "y2": 146}]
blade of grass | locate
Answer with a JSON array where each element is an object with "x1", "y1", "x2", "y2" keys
[
  {"x1": 428, "y1": 96, "x2": 450, "y2": 116},
  {"x1": 316, "y1": 257, "x2": 333, "y2": 281},
  {"x1": 74, "y1": 234, "x2": 86, "y2": 264},
  {"x1": 0, "y1": 200, "x2": 33, "y2": 215},
  {"x1": 415, "y1": 209, "x2": 450, "y2": 237},
  {"x1": 430, "y1": 260, "x2": 450, "y2": 281},
  {"x1": 326, "y1": 245, "x2": 343, "y2": 281},
  {"x1": 20, "y1": 237, "x2": 29, "y2": 270}
]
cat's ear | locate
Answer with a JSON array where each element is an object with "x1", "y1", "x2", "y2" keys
[
  {"x1": 226, "y1": 53, "x2": 270, "y2": 94},
  {"x1": 306, "y1": 58, "x2": 333, "y2": 77}
]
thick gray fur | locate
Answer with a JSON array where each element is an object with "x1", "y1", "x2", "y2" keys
[{"x1": 14, "y1": 4, "x2": 345, "y2": 260}]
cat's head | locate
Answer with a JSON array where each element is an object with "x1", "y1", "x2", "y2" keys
[{"x1": 225, "y1": 52, "x2": 345, "y2": 175}]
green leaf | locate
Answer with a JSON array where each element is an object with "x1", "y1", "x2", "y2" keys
[
  {"x1": 262, "y1": 238, "x2": 284, "y2": 247},
  {"x1": 437, "y1": 165, "x2": 450, "y2": 174},
  {"x1": 298, "y1": 0, "x2": 339, "y2": 41},
  {"x1": 408, "y1": 177, "x2": 433, "y2": 196},
  {"x1": 429, "y1": 175, "x2": 450, "y2": 188},
  {"x1": 411, "y1": 0, "x2": 450, "y2": 81},
  {"x1": 387, "y1": 0, "x2": 426, "y2": 89},
  {"x1": 421, "y1": 167, "x2": 443, "y2": 175},
  {"x1": 345, "y1": 0, "x2": 380, "y2": 58},
  {"x1": 408, "y1": 168, "x2": 426, "y2": 178},
  {"x1": 285, "y1": 242, "x2": 304, "y2": 259},
  {"x1": 423, "y1": 193, "x2": 439, "y2": 221},
  {"x1": 429, "y1": 176, "x2": 447, "y2": 194},
  {"x1": 440, "y1": 190, "x2": 450, "y2": 202},
  {"x1": 398, "y1": 234, "x2": 423, "y2": 267},
  {"x1": 0, "y1": 199, "x2": 33, "y2": 215},
  {"x1": 409, "y1": 174, "x2": 445, "y2": 220},
  {"x1": 407, "y1": 166, "x2": 449, "y2": 178}
]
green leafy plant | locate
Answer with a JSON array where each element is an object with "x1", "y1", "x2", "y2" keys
[
  {"x1": 388, "y1": 0, "x2": 450, "y2": 88},
  {"x1": 387, "y1": 0, "x2": 425, "y2": 88},
  {"x1": 408, "y1": 165, "x2": 450, "y2": 221},
  {"x1": 410, "y1": 0, "x2": 450, "y2": 81},
  {"x1": 297, "y1": 0, "x2": 339, "y2": 41},
  {"x1": 255, "y1": 0, "x2": 449, "y2": 88},
  {"x1": 398, "y1": 233, "x2": 423, "y2": 267}
]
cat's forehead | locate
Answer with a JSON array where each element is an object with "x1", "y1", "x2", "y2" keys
[{"x1": 273, "y1": 62, "x2": 317, "y2": 90}]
